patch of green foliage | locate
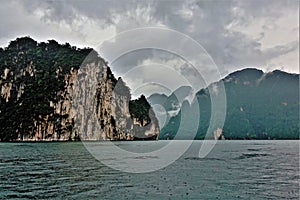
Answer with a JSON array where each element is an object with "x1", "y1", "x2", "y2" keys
[
  {"x1": 129, "y1": 95, "x2": 151, "y2": 125},
  {"x1": 0, "y1": 37, "x2": 100, "y2": 141}
]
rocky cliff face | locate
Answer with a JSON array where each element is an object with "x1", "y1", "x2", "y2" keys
[
  {"x1": 0, "y1": 37, "x2": 159, "y2": 141},
  {"x1": 72, "y1": 59, "x2": 159, "y2": 141}
]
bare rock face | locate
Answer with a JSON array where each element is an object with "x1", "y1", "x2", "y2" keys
[
  {"x1": 72, "y1": 60, "x2": 159, "y2": 141},
  {"x1": 0, "y1": 37, "x2": 159, "y2": 141}
]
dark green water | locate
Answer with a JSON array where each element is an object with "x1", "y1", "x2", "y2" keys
[{"x1": 0, "y1": 141, "x2": 299, "y2": 199}]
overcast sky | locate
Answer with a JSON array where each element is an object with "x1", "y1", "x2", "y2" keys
[{"x1": 0, "y1": 0, "x2": 298, "y2": 96}]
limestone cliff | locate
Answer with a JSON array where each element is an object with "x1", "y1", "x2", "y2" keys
[{"x1": 0, "y1": 37, "x2": 159, "y2": 141}]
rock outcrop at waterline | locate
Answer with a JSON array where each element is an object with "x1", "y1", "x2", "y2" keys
[{"x1": 0, "y1": 37, "x2": 159, "y2": 141}]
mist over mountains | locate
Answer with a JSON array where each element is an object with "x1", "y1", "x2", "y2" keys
[
  {"x1": 0, "y1": 37, "x2": 298, "y2": 141},
  {"x1": 148, "y1": 68, "x2": 299, "y2": 140}
]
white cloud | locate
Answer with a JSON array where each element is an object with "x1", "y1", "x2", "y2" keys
[{"x1": 0, "y1": 0, "x2": 298, "y2": 94}]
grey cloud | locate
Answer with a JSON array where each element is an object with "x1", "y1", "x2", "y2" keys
[
  {"x1": 17, "y1": 0, "x2": 298, "y2": 66},
  {"x1": 263, "y1": 41, "x2": 299, "y2": 60},
  {"x1": 0, "y1": 0, "x2": 298, "y2": 93}
]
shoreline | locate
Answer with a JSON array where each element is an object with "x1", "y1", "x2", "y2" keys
[{"x1": 1, "y1": 138, "x2": 299, "y2": 143}]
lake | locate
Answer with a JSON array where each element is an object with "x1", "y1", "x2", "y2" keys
[{"x1": 0, "y1": 140, "x2": 299, "y2": 199}]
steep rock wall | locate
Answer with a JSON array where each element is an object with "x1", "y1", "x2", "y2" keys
[{"x1": 0, "y1": 37, "x2": 159, "y2": 141}]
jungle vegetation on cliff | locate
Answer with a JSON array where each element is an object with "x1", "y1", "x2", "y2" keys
[{"x1": 0, "y1": 37, "x2": 159, "y2": 141}]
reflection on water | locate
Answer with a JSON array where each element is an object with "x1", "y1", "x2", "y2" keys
[{"x1": 0, "y1": 141, "x2": 299, "y2": 199}]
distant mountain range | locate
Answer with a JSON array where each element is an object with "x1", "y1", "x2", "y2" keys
[
  {"x1": 1, "y1": 37, "x2": 298, "y2": 141},
  {"x1": 148, "y1": 68, "x2": 299, "y2": 140}
]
